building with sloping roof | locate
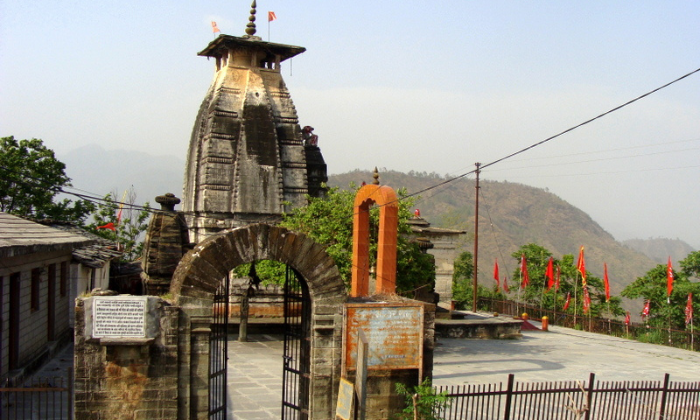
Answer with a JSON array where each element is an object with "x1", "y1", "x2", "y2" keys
[{"x1": 0, "y1": 213, "x2": 119, "y2": 382}]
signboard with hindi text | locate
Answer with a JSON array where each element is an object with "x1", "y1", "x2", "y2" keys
[
  {"x1": 92, "y1": 296, "x2": 148, "y2": 338},
  {"x1": 343, "y1": 302, "x2": 424, "y2": 373}
]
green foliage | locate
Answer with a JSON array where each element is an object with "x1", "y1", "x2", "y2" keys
[
  {"x1": 395, "y1": 378, "x2": 450, "y2": 420},
  {"x1": 510, "y1": 244, "x2": 624, "y2": 317},
  {"x1": 0, "y1": 136, "x2": 95, "y2": 224},
  {"x1": 280, "y1": 184, "x2": 435, "y2": 294},
  {"x1": 622, "y1": 253, "x2": 700, "y2": 329},
  {"x1": 680, "y1": 250, "x2": 700, "y2": 280},
  {"x1": 233, "y1": 260, "x2": 286, "y2": 286},
  {"x1": 452, "y1": 251, "x2": 506, "y2": 309},
  {"x1": 87, "y1": 188, "x2": 150, "y2": 262}
]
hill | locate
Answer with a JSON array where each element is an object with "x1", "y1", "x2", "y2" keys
[
  {"x1": 329, "y1": 169, "x2": 658, "y2": 295},
  {"x1": 622, "y1": 238, "x2": 695, "y2": 266}
]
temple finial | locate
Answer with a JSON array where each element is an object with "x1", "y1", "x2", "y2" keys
[
  {"x1": 372, "y1": 167, "x2": 380, "y2": 185},
  {"x1": 245, "y1": 0, "x2": 257, "y2": 36}
]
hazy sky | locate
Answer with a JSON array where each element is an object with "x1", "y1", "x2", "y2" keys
[{"x1": 2, "y1": 1, "x2": 699, "y2": 248}]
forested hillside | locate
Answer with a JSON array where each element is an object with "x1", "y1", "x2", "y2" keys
[{"x1": 329, "y1": 169, "x2": 658, "y2": 295}]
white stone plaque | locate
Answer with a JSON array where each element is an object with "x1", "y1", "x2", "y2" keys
[{"x1": 92, "y1": 297, "x2": 147, "y2": 338}]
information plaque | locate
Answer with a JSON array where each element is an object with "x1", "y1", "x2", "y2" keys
[
  {"x1": 92, "y1": 297, "x2": 147, "y2": 338},
  {"x1": 344, "y1": 303, "x2": 424, "y2": 371}
]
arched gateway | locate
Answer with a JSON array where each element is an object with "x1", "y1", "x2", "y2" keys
[{"x1": 170, "y1": 223, "x2": 347, "y2": 420}]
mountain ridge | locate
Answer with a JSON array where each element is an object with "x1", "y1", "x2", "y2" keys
[{"x1": 328, "y1": 169, "x2": 660, "y2": 295}]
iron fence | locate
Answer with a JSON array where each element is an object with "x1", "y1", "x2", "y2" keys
[
  {"x1": 435, "y1": 373, "x2": 700, "y2": 420},
  {"x1": 0, "y1": 370, "x2": 72, "y2": 420},
  {"x1": 478, "y1": 298, "x2": 699, "y2": 352}
]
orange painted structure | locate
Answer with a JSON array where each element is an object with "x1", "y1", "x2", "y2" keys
[{"x1": 351, "y1": 184, "x2": 399, "y2": 296}]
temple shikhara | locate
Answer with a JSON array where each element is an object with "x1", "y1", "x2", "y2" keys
[{"x1": 182, "y1": 4, "x2": 327, "y2": 243}]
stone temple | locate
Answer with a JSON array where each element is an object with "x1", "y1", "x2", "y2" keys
[{"x1": 182, "y1": 10, "x2": 327, "y2": 244}]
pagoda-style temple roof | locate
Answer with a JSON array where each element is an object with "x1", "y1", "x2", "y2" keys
[{"x1": 198, "y1": 34, "x2": 306, "y2": 62}]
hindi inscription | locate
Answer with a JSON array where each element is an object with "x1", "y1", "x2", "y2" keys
[{"x1": 92, "y1": 297, "x2": 147, "y2": 338}]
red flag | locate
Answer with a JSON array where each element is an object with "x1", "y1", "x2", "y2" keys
[
  {"x1": 97, "y1": 222, "x2": 116, "y2": 231},
  {"x1": 576, "y1": 246, "x2": 587, "y2": 287},
  {"x1": 667, "y1": 257, "x2": 674, "y2": 297},
  {"x1": 686, "y1": 293, "x2": 694, "y2": 325},
  {"x1": 603, "y1": 263, "x2": 611, "y2": 303},
  {"x1": 642, "y1": 300, "x2": 651, "y2": 318},
  {"x1": 563, "y1": 292, "x2": 571, "y2": 310},
  {"x1": 211, "y1": 21, "x2": 221, "y2": 33},
  {"x1": 503, "y1": 275, "x2": 510, "y2": 293},
  {"x1": 545, "y1": 257, "x2": 554, "y2": 291},
  {"x1": 520, "y1": 254, "x2": 529, "y2": 289},
  {"x1": 624, "y1": 311, "x2": 631, "y2": 325},
  {"x1": 493, "y1": 259, "x2": 500, "y2": 291},
  {"x1": 268, "y1": 11, "x2": 277, "y2": 22},
  {"x1": 555, "y1": 265, "x2": 561, "y2": 291},
  {"x1": 582, "y1": 287, "x2": 591, "y2": 314}
]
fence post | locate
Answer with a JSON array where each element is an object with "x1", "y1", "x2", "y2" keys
[
  {"x1": 584, "y1": 373, "x2": 595, "y2": 420},
  {"x1": 658, "y1": 373, "x2": 670, "y2": 420},
  {"x1": 503, "y1": 374, "x2": 515, "y2": 420}
]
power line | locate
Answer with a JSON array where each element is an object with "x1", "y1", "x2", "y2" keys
[{"x1": 400, "y1": 66, "x2": 700, "y2": 205}]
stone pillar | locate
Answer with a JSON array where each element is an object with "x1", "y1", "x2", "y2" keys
[{"x1": 141, "y1": 193, "x2": 190, "y2": 295}]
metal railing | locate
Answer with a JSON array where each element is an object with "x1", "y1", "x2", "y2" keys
[
  {"x1": 478, "y1": 298, "x2": 699, "y2": 352},
  {"x1": 0, "y1": 370, "x2": 72, "y2": 420},
  {"x1": 435, "y1": 373, "x2": 700, "y2": 420}
]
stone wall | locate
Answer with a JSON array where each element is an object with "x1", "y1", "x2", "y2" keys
[{"x1": 74, "y1": 296, "x2": 180, "y2": 420}]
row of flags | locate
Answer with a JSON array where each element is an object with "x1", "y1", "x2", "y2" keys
[
  {"x1": 493, "y1": 246, "x2": 694, "y2": 322},
  {"x1": 211, "y1": 11, "x2": 277, "y2": 34}
]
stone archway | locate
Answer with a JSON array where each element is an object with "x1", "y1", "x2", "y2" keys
[{"x1": 170, "y1": 223, "x2": 347, "y2": 420}]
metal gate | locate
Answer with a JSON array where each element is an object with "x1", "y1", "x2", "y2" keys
[
  {"x1": 281, "y1": 266, "x2": 311, "y2": 420},
  {"x1": 209, "y1": 273, "x2": 230, "y2": 420}
]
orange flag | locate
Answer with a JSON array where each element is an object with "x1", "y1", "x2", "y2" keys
[
  {"x1": 503, "y1": 275, "x2": 510, "y2": 293},
  {"x1": 642, "y1": 300, "x2": 651, "y2": 318},
  {"x1": 563, "y1": 292, "x2": 571, "y2": 310},
  {"x1": 686, "y1": 293, "x2": 694, "y2": 325},
  {"x1": 211, "y1": 21, "x2": 221, "y2": 33},
  {"x1": 576, "y1": 246, "x2": 587, "y2": 287},
  {"x1": 97, "y1": 222, "x2": 116, "y2": 231},
  {"x1": 493, "y1": 259, "x2": 500, "y2": 291},
  {"x1": 268, "y1": 11, "x2": 277, "y2": 22},
  {"x1": 603, "y1": 263, "x2": 610, "y2": 302},
  {"x1": 667, "y1": 257, "x2": 674, "y2": 297},
  {"x1": 583, "y1": 287, "x2": 591, "y2": 314},
  {"x1": 520, "y1": 254, "x2": 529, "y2": 289},
  {"x1": 545, "y1": 257, "x2": 554, "y2": 291}
]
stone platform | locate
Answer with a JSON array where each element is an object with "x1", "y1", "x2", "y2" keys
[{"x1": 434, "y1": 311, "x2": 524, "y2": 339}]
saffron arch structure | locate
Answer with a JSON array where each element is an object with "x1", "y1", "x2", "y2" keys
[{"x1": 351, "y1": 184, "x2": 399, "y2": 297}]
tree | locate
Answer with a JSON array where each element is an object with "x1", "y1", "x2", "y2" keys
[
  {"x1": 451, "y1": 251, "x2": 504, "y2": 309},
  {"x1": 87, "y1": 188, "x2": 151, "y2": 262},
  {"x1": 0, "y1": 136, "x2": 94, "y2": 224},
  {"x1": 680, "y1": 250, "x2": 700, "y2": 280},
  {"x1": 622, "y1": 252, "x2": 700, "y2": 329},
  {"x1": 280, "y1": 185, "x2": 435, "y2": 295}
]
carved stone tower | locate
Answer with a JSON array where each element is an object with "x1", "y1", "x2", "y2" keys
[{"x1": 182, "y1": 3, "x2": 327, "y2": 243}]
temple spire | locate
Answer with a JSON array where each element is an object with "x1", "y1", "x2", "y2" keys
[{"x1": 245, "y1": 0, "x2": 257, "y2": 36}]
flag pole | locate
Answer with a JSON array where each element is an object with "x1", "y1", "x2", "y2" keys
[{"x1": 573, "y1": 274, "x2": 578, "y2": 327}]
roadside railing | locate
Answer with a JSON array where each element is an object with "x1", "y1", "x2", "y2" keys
[
  {"x1": 0, "y1": 369, "x2": 72, "y2": 420},
  {"x1": 435, "y1": 373, "x2": 700, "y2": 420},
  {"x1": 478, "y1": 298, "x2": 699, "y2": 352}
]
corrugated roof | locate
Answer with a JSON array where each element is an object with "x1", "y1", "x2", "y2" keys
[{"x1": 0, "y1": 212, "x2": 94, "y2": 258}]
